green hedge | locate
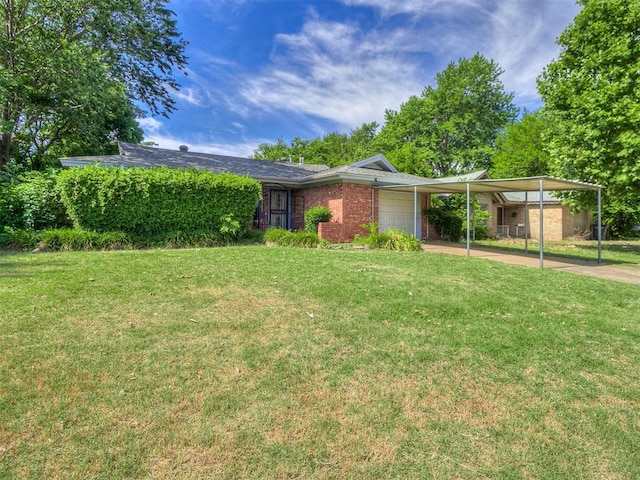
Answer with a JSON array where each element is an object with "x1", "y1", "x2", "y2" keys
[
  {"x1": 56, "y1": 166, "x2": 262, "y2": 237},
  {"x1": 0, "y1": 171, "x2": 70, "y2": 230},
  {"x1": 304, "y1": 205, "x2": 332, "y2": 233}
]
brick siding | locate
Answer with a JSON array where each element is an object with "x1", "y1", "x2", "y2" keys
[{"x1": 259, "y1": 183, "x2": 429, "y2": 243}]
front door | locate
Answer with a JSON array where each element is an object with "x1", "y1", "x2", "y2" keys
[{"x1": 269, "y1": 190, "x2": 288, "y2": 228}]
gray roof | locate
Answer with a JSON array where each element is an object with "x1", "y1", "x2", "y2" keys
[
  {"x1": 502, "y1": 191, "x2": 559, "y2": 203},
  {"x1": 87, "y1": 142, "x2": 328, "y2": 183},
  {"x1": 442, "y1": 169, "x2": 489, "y2": 183},
  {"x1": 60, "y1": 142, "x2": 435, "y2": 188},
  {"x1": 59, "y1": 143, "x2": 600, "y2": 194}
]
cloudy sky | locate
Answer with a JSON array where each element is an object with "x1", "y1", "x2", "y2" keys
[{"x1": 141, "y1": 0, "x2": 581, "y2": 157}]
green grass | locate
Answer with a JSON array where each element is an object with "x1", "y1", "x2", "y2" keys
[
  {"x1": 474, "y1": 238, "x2": 640, "y2": 267},
  {"x1": 1, "y1": 246, "x2": 639, "y2": 479}
]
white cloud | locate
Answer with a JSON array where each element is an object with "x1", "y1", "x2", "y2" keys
[
  {"x1": 240, "y1": 15, "x2": 424, "y2": 129},
  {"x1": 138, "y1": 117, "x2": 163, "y2": 133},
  {"x1": 143, "y1": 132, "x2": 260, "y2": 158},
  {"x1": 139, "y1": 116, "x2": 261, "y2": 157},
  {"x1": 236, "y1": 0, "x2": 579, "y2": 131},
  {"x1": 341, "y1": 0, "x2": 580, "y2": 109}
]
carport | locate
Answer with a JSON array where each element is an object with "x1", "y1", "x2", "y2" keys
[{"x1": 382, "y1": 176, "x2": 603, "y2": 268}]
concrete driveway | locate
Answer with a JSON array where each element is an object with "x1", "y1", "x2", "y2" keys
[{"x1": 422, "y1": 241, "x2": 640, "y2": 285}]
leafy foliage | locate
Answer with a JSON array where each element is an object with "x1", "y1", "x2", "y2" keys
[
  {"x1": 353, "y1": 223, "x2": 422, "y2": 251},
  {"x1": 0, "y1": 170, "x2": 70, "y2": 230},
  {"x1": 537, "y1": 0, "x2": 640, "y2": 236},
  {"x1": 374, "y1": 54, "x2": 517, "y2": 177},
  {"x1": 0, "y1": 184, "x2": 22, "y2": 228},
  {"x1": 264, "y1": 228, "x2": 323, "y2": 248},
  {"x1": 0, "y1": 227, "x2": 38, "y2": 250},
  {"x1": 56, "y1": 166, "x2": 262, "y2": 237},
  {"x1": 38, "y1": 229, "x2": 130, "y2": 251},
  {"x1": 0, "y1": 0, "x2": 186, "y2": 168},
  {"x1": 253, "y1": 123, "x2": 379, "y2": 167},
  {"x1": 304, "y1": 206, "x2": 333, "y2": 233},
  {"x1": 424, "y1": 206, "x2": 463, "y2": 242},
  {"x1": 490, "y1": 110, "x2": 551, "y2": 179}
]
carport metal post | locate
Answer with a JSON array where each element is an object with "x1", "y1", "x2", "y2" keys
[
  {"x1": 466, "y1": 183, "x2": 471, "y2": 257},
  {"x1": 597, "y1": 187, "x2": 602, "y2": 264},
  {"x1": 539, "y1": 179, "x2": 544, "y2": 268},
  {"x1": 524, "y1": 191, "x2": 529, "y2": 254},
  {"x1": 414, "y1": 186, "x2": 418, "y2": 238}
]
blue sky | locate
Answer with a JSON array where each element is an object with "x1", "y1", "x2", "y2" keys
[{"x1": 140, "y1": 0, "x2": 581, "y2": 157}]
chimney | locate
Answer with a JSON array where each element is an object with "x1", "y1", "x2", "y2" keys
[{"x1": 179, "y1": 145, "x2": 189, "y2": 152}]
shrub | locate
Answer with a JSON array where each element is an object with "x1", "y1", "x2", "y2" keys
[
  {"x1": 13, "y1": 171, "x2": 71, "y2": 230},
  {"x1": 0, "y1": 227, "x2": 38, "y2": 250},
  {"x1": 464, "y1": 207, "x2": 491, "y2": 240},
  {"x1": 424, "y1": 207, "x2": 463, "y2": 242},
  {"x1": 56, "y1": 166, "x2": 262, "y2": 237},
  {"x1": 380, "y1": 229, "x2": 422, "y2": 251},
  {"x1": 38, "y1": 229, "x2": 130, "y2": 251},
  {"x1": 0, "y1": 185, "x2": 22, "y2": 228},
  {"x1": 304, "y1": 206, "x2": 332, "y2": 233},
  {"x1": 0, "y1": 171, "x2": 70, "y2": 230},
  {"x1": 265, "y1": 228, "x2": 323, "y2": 248},
  {"x1": 353, "y1": 224, "x2": 422, "y2": 251}
]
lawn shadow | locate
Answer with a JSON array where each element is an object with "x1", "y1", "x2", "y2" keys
[{"x1": 0, "y1": 251, "x2": 70, "y2": 278}]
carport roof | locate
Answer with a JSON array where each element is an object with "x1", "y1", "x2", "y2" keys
[{"x1": 384, "y1": 175, "x2": 601, "y2": 194}]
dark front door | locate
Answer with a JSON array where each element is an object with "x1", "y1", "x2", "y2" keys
[{"x1": 269, "y1": 190, "x2": 288, "y2": 228}]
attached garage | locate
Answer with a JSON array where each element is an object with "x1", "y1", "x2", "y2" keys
[{"x1": 378, "y1": 190, "x2": 417, "y2": 235}]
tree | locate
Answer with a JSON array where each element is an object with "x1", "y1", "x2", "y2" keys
[
  {"x1": 537, "y1": 0, "x2": 640, "y2": 236},
  {"x1": 490, "y1": 110, "x2": 551, "y2": 179},
  {"x1": 0, "y1": 0, "x2": 187, "y2": 168},
  {"x1": 252, "y1": 122, "x2": 379, "y2": 167},
  {"x1": 253, "y1": 138, "x2": 291, "y2": 161},
  {"x1": 374, "y1": 54, "x2": 517, "y2": 177}
]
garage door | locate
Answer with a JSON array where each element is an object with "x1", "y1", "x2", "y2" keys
[{"x1": 378, "y1": 190, "x2": 417, "y2": 236}]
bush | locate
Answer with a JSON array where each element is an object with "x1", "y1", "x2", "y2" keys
[
  {"x1": 380, "y1": 229, "x2": 423, "y2": 251},
  {"x1": 0, "y1": 171, "x2": 70, "y2": 230},
  {"x1": 304, "y1": 206, "x2": 332, "y2": 233},
  {"x1": 353, "y1": 224, "x2": 422, "y2": 251},
  {"x1": 14, "y1": 171, "x2": 71, "y2": 230},
  {"x1": 0, "y1": 227, "x2": 38, "y2": 250},
  {"x1": 56, "y1": 166, "x2": 262, "y2": 238},
  {"x1": 424, "y1": 207, "x2": 463, "y2": 242},
  {"x1": 0, "y1": 185, "x2": 22, "y2": 228},
  {"x1": 38, "y1": 229, "x2": 130, "y2": 251},
  {"x1": 264, "y1": 228, "x2": 323, "y2": 248}
]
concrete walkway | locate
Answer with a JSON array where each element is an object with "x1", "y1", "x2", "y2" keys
[{"x1": 422, "y1": 241, "x2": 640, "y2": 285}]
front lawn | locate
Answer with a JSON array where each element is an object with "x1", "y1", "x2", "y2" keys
[{"x1": 1, "y1": 247, "x2": 639, "y2": 479}]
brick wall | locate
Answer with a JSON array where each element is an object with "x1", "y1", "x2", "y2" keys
[
  {"x1": 262, "y1": 182, "x2": 429, "y2": 243},
  {"x1": 308, "y1": 183, "x2": 372, "y2": 242}
]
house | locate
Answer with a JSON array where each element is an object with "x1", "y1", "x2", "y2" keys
[
  {"x1": 60, "y1": 142, "x2": 433, "y2": 243},
  {"x1": 60, "y1": 143, "x2": 600, "y2": 243},
  {"x1": 448, "y1": 170, "x2": 592, "y2": 241}
]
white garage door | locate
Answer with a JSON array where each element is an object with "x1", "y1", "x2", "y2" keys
[{"x1": 378, "y1": 190, "x2": 417, "y2": 236}]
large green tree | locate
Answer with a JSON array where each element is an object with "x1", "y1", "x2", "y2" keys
[
  {"x1": 537, "y1": 0, "x2": 640, "y2": 235},
  {"x1": 374, "y1": 53, "x2": 517, "y2": 177},
  {"x1": 490, "y1": 110, "x2": 551, "y2": 179},
  {"x1": 0, "y1": 0, "x2": 187, "y2": 169}
]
